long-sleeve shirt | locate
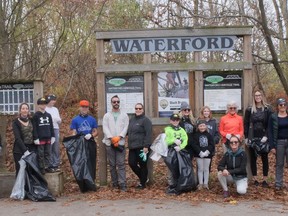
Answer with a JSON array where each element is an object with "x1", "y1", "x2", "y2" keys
[
  {"x1": 164, "y1": 125, "x2": 188, "y2": 150},
  {"x1": 219, "y1": 113, "x2": 244, "y2": 143},
  {"x1": 45, "y1": 106, "x2": 61, "y2": 129}
]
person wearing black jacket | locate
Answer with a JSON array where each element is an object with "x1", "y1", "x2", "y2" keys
[
  {"x1": 244, "y1": 89, "x2": 272, "y2": 187},
  {"x1": 12, "y1": 103, "x2": 36, "y2": 176},
  {"x1": 33, "y1": 97, "x2": 55, "y2": 175},
  {"x1": 128, "y1": 103, "x2": 152, "y2": 189},
  {"x1": 217, "y1": 135, "x2": 248, "y2": 198},
  {"x1": 192, "y1": 120, "x2": 214, "y2": 190}
]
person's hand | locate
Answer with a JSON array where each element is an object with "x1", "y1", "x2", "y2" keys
[
  {"x1": 199, "y1": 151, "x2": 205, "y2": 158},
  {"x1": 226, "y1": 134, "x2": 232, "y2": 140},
  {"x1": 84, "y1": 133, "x2": 92, "y2": 140},
  {"x1": 143, "y1": 147, "x2": 149, "y2": 154},
  {"x1": 139, "y1": 150, "x2": 147, "y2": 162},
  {"x1": 23, "y1": 150, "x2": 30, "y2": 157},
  {"x1": 111, "y1": 136, "x2": 120, "y2": 147},
  {"x1": 222, "y1": 169, "x2": 229, "y2": 176},
  {"x1": 174, "y1": 139, "x2": 181, "y2": 146},
  {"x1": 204, "y1": 150, "x2": 210, "y2": 157},
  {"x1": 34, "y1": 139, "x2": 40, "y2": 145},
  {"x1": 261, "y1": 136, "x2": 268, "y2": 143},
  {"x1": 174, "y1": 146, "x2": 181, "y2": 152},
  {"x1": 51, "y1": 137, "x2": 56, "y2": 144},
  {"x1": 235, "y1": 134, "x2": 241, "y2": 139},
  {"x1": 270, "y1": 148, "x2": 276, "y2": 154},
  {"x1": 245, "y1": 138, "x2": 250, "y2": 146}
]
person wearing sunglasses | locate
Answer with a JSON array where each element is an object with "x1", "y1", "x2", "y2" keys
[
  {"x1": 179, "y1": 102, "x2": 196, "y2": 158},
  {"x1": 102, "y1": 95, "x2": 129, "y2": 192},
  {"x1": 219, "y1": 101, "x2": 244, "y2": 153},
  {"x1": 127, "y1": 103, "x2": 152, "y2": 190},
  {"x1": 268, "y1": 97, "x2": 288, "y2": 193},
  {"x1": 217, "y1": 135, "x2": 248, "y2": 198},
  {"x1": 244, "y1": 89, "x2": 272, "y2": 188}
]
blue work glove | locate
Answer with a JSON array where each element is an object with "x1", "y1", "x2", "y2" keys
[{"x1": 139, "y1": 150, "x2": 148, "y2": 162}]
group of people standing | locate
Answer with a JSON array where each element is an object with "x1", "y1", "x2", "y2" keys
[
  {"x1": 11, "y1": 89, "x2": 288, "y2": 198},
  {"x1": 12, "y1": 95, "x2": 61, "y2": 176}
]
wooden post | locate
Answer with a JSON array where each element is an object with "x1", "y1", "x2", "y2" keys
[
  {"x1": 194, "y1": 52, "x2": 203, "y2": 117},
  {"x1": 243, "y1": 35, "x2": 253, "y2": 180},
  {"x1": 96, "y1": 39, "x2": 107, "y2": 186}
]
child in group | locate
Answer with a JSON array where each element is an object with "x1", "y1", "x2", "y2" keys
[
  {"x1": 33, "y1": 97, "x2": 55, "y2": 175},
  {"x1": 164, "y1": 113, "x2": 188, "y2": 194},
  {"x1": 192, "y1": 119, "x2": 214, "y2": 190}
]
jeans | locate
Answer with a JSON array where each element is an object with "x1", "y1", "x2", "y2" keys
[
  {"x1": 50, "y1": 129, "x2": 60, "y2": 167},
  {"x1": 106, "y1": 145, "x2": 126, "y2": 186},
  {"x1": 217, "y1": 171, "x2": 248, "y2": 194},
  {"x1": 128, "y1": 148, "x2": 148, "y2": 186},
  {"x1": 275, "y1": 139, "x2": 288, "y2": 187}
]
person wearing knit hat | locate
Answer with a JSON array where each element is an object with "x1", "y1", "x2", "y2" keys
[
  {"x1": 179, "y1": 101, "x2": 196, "y2": 159},
  {"x1": 45, "y1": 94, "x2": 62, "y2": 172}
]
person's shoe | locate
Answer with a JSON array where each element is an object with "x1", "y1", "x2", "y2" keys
[
  {"x1": 223, "y1": 190, "x2": 230, "y2": 198},
  {"x1": 112, "y1": 183, "x2": 119, "y2": 189},
  {"x1": 203, "y1": 184, "x2": 209, "y2": 190},
  {"x1": 166, "y1": 187, "x2": 177, "y2": 195},
  {"x1": 40, "y1": 169, "x2": 46, "y2": 175},
  {"x1": 275, "y1": 186, "x2": 283, "y2": 193},
  {"x1": 197, "y1": 184, "x2": 203, "y2": 190},
  {"x1": 136, "y1": 183, "x2": 146, "y2": 190},
  {"x1": 120, "y1": 185, "x2": 127, "y2": 192},
  {"x1": 254, "y1": 180, "x2": 259, "y2": 186},
  {"x1": 262, "y1": 181, "x2": 269, "y2": 188},
  {"x1": 53, "y1": 166, "x2": 61, "y2": 172},
  {"x1": 45, "y1": 167, "x2": 55, "y2": 173}
]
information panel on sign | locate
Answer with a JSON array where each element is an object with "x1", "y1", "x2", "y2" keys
[
  {"x1": 105, "y1": 75, "x2": 144, "y2": 114},
  {"x1": 204, "y1": 72, "x2": 242, "y2": 111}
]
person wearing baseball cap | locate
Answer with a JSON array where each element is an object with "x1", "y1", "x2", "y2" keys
[
  {"x1": 268, "y1": 97, "x2": 288, "y2": 194},
  {"x1": 32, "y1": 97, "x2": 55, "y2": 175},
  {"x1": 164, "y1": 112, "x2": 189, "y2": 195},
  {"x1": 70, "y1": 99, "x2": 98, "y2": 189},
  {"x1": 45, "y1": 94, "x2": 62, "y2": 172}
]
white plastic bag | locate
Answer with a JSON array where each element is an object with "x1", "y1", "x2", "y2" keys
[
  {"x1": 150, "y1": 133, "x2": 168, "y2": 161},
  {"x1": 10, "y1": 158, "x2": 26, "y2": 200}
]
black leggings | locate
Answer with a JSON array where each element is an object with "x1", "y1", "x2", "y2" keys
[
  {"x1": 128, "y1": 148, "x2": 148, "y2": 186},
  {"x1": 249, "y1": 147, "x2": 269, "y2": 177}
]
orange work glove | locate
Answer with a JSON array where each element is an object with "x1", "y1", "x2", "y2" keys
[{"x1": 111, "y1": 136, "x2": 120, "y2": 147}]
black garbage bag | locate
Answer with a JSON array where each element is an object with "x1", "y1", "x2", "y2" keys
[
  {"x1": 23, "y1": 152, "x2": 56, "y2": 202},
  {"x1": 63, "y1": 134, "x2": 96, "y2": 193},
  {"x1": 164, "y1": 147, "x2": 196, "y2": 193}
]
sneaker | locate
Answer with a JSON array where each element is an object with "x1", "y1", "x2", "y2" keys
[
  {"x1": 136, "y1": 183, "x2": 146, "y2": 190},
  {"x1": 203, "y1": 184, "x2": 209, "y2": 190},
  {"x1": 197, "y1": 184, "x2": 203, "y2": 190},
  {"x1": 262, "y1": 181, "x2": 269, "y2": 188},
  {"x1": 166, "y1": 187, "x2": 177, "y2": 195},
  {"x1": 223, "y1": 190, "x2": 230, "y2": 198},
  {"x1": 45, "y1": 167, "x2": 55, "y2": 173},
  {"x1": 254, "y1": 180, "x2": 259, "y2": 186}
]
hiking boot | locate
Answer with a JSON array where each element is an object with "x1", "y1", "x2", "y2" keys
[
  {"x1": 262, "y1": 181, "x2": 269, "y2": 188},
  {"x1": 223, "y1": 190, "x2": 230, "y2": 198}
]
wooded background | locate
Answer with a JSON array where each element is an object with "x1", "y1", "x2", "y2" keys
[{"x1": 1, "y1": 0, "x2": 287, "y2": 110}]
